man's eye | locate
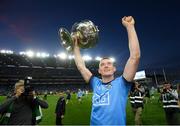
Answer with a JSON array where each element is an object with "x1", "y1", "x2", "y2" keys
[{"x1": 108, "y1": 62, "x2": 112, "y2": 65}]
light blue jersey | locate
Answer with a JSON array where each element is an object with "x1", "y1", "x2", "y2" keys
[
  {"x1": 77, "y1": 90, "x2": 83, "y2": 98},
  {"x1": 90, "y1": 76, "x2": 131, "y2": 125}
]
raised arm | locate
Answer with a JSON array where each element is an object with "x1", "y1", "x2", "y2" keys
[
  {"x1": 73, "y1": 37, "x2": 92, "y2": 83},
  {"x1": 122, "y1": 16, "x2": 141, "y2": 82}
]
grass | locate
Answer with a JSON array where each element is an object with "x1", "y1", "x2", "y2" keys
[{"x1": 0, "y1": 93, "x2": 167, "y2": 125}]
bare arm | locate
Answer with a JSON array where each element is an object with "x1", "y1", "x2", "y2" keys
[
  {"x1": 73, "y1": 37, "x2": 92, "y2": 83},
  {"x1": 122, "y1": 16, "x2": 141, "y2": 82}
]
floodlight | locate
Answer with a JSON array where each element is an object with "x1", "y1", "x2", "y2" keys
[
  {"x1": 26, "y1": 50, "x2": 34, "y2": 57},
  {"x1": 95, "y1": 56, "x2": 102, "y2": 61},
  {"x1": 58, "y1": 52, "x2": 67, "y2": 60},
  {"x1": 36, "y1": 52, "x2": 41, "y2": 57},
  {"x1": 109, "y1": 57, "x2": 115, "y2": 62},
  {"x1": 68, "y1": 55, "x2": 74, "y2": 60},
  {"x1": 83, "y1": 55, "x2": 92, "y2": 61},
  {"x1": 19, "y1": 51, "x2": 26, "y2": 55}
]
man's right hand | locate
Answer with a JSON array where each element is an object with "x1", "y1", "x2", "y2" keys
[{"x1": 72, "y1": 35, "x2": 80, "y2": 50}]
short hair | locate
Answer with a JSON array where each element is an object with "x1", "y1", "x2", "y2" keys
[
  {"x1": 163, "y1": 81, "x2": 171, "y2": 85},
  {"x1": 132, "y1": 81, "x2": 140, "y2": 85},
  {"x1": 99, "y1": 57, "x2": 116, "y2": 66},
  {"x1": 100, "y1": 57, "x2": 111, "y2": 60},
  {"x1": 100, "y1": 57, "x2": 112, "y2": 62},
  {"x1": 15, "y1": 80, "x2": 24, "y2": 89}
]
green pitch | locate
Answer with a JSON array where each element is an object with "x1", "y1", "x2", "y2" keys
[{"x1": 0, "y1": 93, "x2": 167, "y2": 125}]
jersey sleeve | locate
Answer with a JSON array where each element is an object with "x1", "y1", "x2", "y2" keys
[
  {"x1": 119, "y1": 76, "x2": 132, "y2": 97},
  {"x1": 89, "y1": 76, "x2": 100, "y2": 92}
]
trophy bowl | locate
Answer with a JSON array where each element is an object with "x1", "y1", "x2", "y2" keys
[{"x1": 59, "y1": 20, "x2": 99, "y2": 52}]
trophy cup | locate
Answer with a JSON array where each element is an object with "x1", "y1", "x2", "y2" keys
[{"x1": 59, "y1": 20, "x2": 99, "y2": 52}]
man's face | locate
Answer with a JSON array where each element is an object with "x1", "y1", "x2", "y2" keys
[
  {"x1": 15, "y1": 85, "x2": 24, "y2": 93},
  {"x1": 98, "y1": 58, "x2": 116, "y2": 77},
  {"x1": 135, "y1": 82, "x2": 140, "y2": 88},
  {"x1": 164, "y1": 83, "x2": 171, "y2": 90}
]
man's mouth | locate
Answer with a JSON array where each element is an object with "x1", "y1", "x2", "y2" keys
[{"x1": 104, "y1": 69, "x2": 110, "y2": 72}]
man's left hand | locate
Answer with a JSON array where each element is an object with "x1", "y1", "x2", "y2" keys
[{"x1": 122, "y1": 16, "x2": 135, "y2": 28}]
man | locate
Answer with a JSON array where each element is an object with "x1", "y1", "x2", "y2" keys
[
  {"x1": 66, "y1": 90, "x2": 71, "y2": 104},
  {"x1": 43, "y1": 91, "x2": 48, "y2": 100},
  {"x1": 130, "y1": 82, "x2": 145, "y2": 125},
  {"x1": 161, "y1": 81, "x2": 180, "y2": 125},
  {"x1": 177, "y1": 84, "x2": 180, "y2": 107},
  {"x1": 77, "y1": 89, "x2": 83, "y2": 103},
  {"x1": 0, "y1": 80, "x2": 48, "y2": 125},
  {"x1": 144, "y1": 85, "x2": 150, "y2": 104},
  {"x1": 55, "y1": 93, "x2": 66, "y2": 125},
  {"x1": 73, "y1": 16, "x2": 140, "y2": 125}
]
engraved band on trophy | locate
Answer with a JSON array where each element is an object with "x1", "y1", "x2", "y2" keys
[{"x1": 59, "y1": 20, "x2": 99, "y2": 52}]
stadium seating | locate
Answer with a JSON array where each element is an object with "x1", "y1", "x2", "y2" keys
[{"x1": 0, "y1": 53, "x2": 99, "y2": 94}]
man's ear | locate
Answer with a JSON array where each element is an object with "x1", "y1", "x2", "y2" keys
[
  {"x1": 98, "y1": 68, "x2": 101, "y2": 74},
  {"x1": 113, "y1": 67, "x2": 116, "y2": 72}
]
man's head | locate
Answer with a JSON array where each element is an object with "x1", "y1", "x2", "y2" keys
[
  {"x1": 98, "y1": 57, "x2": 116, "y2": 77},
  {"x1": 163, "y1": 81, "x2": 171, "y2": 90},
  {"x1": 58, "y1": 93, "x2": 65, "y2": 99},
  {"x1": 15, "y1": 80, "x2": 25, "y2": 93},
  {"x1": 135, "y1": 81, "x2": 141, "y2": 88}
]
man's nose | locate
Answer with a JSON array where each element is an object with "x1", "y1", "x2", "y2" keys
[{"x1": 104, "y1": 64, "x2": 109, "y2": 68}]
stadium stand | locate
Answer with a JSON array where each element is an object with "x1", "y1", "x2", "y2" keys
[
  {"x1": 0, "y1": 53, "x2": 99, "y2": 94},
  {"x1": 1, "y1": 53, "x2": 180, "y2": 95}
]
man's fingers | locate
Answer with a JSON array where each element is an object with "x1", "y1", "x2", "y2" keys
[
  {"x1": 122, "y1": 16, "x2": 126, "y2": 22},
  {"x1": 123, "y1": 16, "x2": 132, "y2": 22}
]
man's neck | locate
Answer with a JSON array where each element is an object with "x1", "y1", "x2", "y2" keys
[{"x1": 102, "y1": 76, "x2": 114, "y2": 83}]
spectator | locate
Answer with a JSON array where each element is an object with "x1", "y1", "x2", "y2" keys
[
  {"x1": 55, "y1": 93, "x2": 66, "y2": 125},
  {"x1": 130, "y1": 81, "x2": 145, "y2": 125},
  {"x1": 177, "y1": 83, "x2": 180, "y2": 107},
  {"x1": 161, "y1": 81, "x2": 180, "y2": 125},
  {"x1": 0, "y1": 80, "x2": 48, "y2": 125},
  {"x1": 144, "y1": 86, "x2": 150, "y2": 104},
  {"x1": 43, "y1": 91, "x2": 48, "y2": 100},
  {"x1": 77, "y1": 89, "x2": 83, "y2": 104},
  {"x1": 66, "y1": 90, "x2": 71, "y2": 104}
]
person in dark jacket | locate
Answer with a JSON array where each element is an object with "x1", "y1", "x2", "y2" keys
[
  {"x1": 0, "y1": 80, "x2": 48, "y2": 125},
  {"x1": 66, "y1": 90, "x2": 71, "y2": 104},
  {"x1": 130, "y1": 81, "x2": 145, "y2": 125},
  {"x1": 55, "y1": 93, "x2": 66, "y2": 125},
  {"x1": 161, "y1": 81, "x2": 180, "y2": 125}
]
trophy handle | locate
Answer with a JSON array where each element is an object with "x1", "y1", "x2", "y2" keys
[{"x1": 59, "y1": 28, "x2": 73, "y2": 51}]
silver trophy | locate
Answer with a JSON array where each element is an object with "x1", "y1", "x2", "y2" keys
[{"x1": 59, "y1": 20, "x2": 99, "y2": 52}]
